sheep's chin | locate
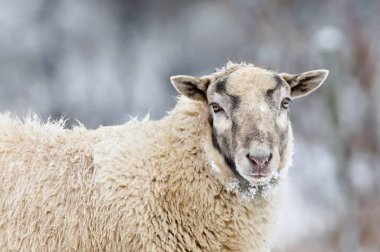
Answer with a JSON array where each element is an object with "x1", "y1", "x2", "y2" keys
[
  {"x1": 225, "y1": 169, "x2": 281, "y2": 201},
  {"x1": 207, "y1": 158, "x2": 281, "y2": 200}
]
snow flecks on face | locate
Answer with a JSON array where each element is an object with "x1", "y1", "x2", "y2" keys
[
  {"x1": 225, "y1": 173, "x2": 281, "y2": 201},
  {"x1": 207, "y1": 157, "x2": 281, "y2": 201},
  {"x1": 210, "y1": 159, "x2": 221, "y2": 173},
  {"x1": 208, "y1": 159, "x2": 221, "y2": 173},
  {"x1": 226, "y1": 178, "x2": 240, "y2": 192},
  {"x1": 260, "y1": 183, "x2": 275, "y2": 201},
  {"x1": 240, "y1": 186, "x2": 258, "y2": 201}
]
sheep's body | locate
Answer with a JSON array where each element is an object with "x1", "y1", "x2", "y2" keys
[
  {"x1": 0, "y1": 98, "x2": 277, "y2": 251},
  {"x1": 0, "y1": 61, "x2": 329, "y2": 251}
]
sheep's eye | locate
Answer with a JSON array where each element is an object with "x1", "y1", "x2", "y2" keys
[
  {"x1": 210, "y1": 103, "x2": 223, "y2": 113},
  {"x1": 281, "y1": 98, "x2": 291, "y2": 109}
]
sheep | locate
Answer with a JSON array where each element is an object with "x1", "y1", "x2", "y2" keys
[{"x1": 0, "y1": 62, "x2": 328, "y2": 251}]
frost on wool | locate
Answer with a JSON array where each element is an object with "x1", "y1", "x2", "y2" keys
[
  {"x1": 225, "y1": 170, "x2": 281, "y2": 201},
  {"x1": 208, "y1": 157, "x2": 281, "y2": 201},
  {"x1": 209, "y1": 159, "x2": 221, "y2": 173}
]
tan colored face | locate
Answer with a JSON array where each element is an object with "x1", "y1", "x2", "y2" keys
[{"x1": 171, "y1": 64, "x2": 328, "y2": 186}]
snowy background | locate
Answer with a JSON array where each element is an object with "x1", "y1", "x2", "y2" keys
[{"x1": 1, "y1": 0, "x2": 380, "y2": 251}]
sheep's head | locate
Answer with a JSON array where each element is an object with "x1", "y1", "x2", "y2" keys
[{"x1": 171, "y1": 63, "x2": 328, "y2": 189}]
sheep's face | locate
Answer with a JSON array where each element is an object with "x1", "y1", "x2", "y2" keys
[{"x1": 171, "y1": 64, "x2": 328, "y2": 186}]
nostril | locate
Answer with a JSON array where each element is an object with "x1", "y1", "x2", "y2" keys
[
  {"x1": 267, "y1": 153, "x2": 272, "y2": 163},
  {"x1": 247, "y1": 153, "x2": 272, "y2": 167}
]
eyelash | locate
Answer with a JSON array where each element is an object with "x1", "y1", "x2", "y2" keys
[
  {"x1": 281, "y1": 98, "x2": 292, "y2": 109},
  {"x1": 210, "y1": 103, "x2": 224, "y2": 113}
]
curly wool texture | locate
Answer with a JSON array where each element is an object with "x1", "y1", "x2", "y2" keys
[{"x1": 0, "y1": 97, "x2": 278, "y2": 251}]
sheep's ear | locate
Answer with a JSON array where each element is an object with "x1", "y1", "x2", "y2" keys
[
  {"x1": 280, "y1": 70, "x2": 329, "y2": 98},
  {"x1": 170, "y1": 75, "x2": 210, "y2": 101}
]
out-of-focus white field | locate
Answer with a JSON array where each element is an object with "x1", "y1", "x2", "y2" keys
[{"x1": 1, "y1": 0, "x2": 380, "y2": 250}]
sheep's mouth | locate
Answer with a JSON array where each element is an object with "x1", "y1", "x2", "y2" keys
[
  {"x1": 244, "y1": 169, "x2": 280, "y2": 186},
  {"x1": 239, "y1": 171, "x2": 273, "y2": 185},
  {"x1": 252, "y1": 174, "x2": 267, "y2": 179}
]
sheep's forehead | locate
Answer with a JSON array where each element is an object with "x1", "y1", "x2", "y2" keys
[
  {"x1": 227, "y1": 67, "x2": 277, "y2": 95},
  {"x1": 212, "y1": 66, "x2": 289, "y2": 105}
]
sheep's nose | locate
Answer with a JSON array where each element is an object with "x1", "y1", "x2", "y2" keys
[{"x1": 247, "y1": 153, "x2": 272, "y2": 168}]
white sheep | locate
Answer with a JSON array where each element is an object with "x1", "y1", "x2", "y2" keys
[{"x1": 0, "y1": 62, "x2": 328, "y2": 251}]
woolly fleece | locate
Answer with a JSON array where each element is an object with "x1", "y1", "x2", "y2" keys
[{"x1": 0, "y1": 97, "x2": 278, "y2": 251}]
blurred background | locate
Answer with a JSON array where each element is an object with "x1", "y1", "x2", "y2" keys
[{"x1": 1, "y1": 0, "x2": 379, "y2": 251}]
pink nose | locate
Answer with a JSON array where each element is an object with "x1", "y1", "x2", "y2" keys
[{"x1": 247, "y1": 153, "x2": 272, "y2": 168}]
